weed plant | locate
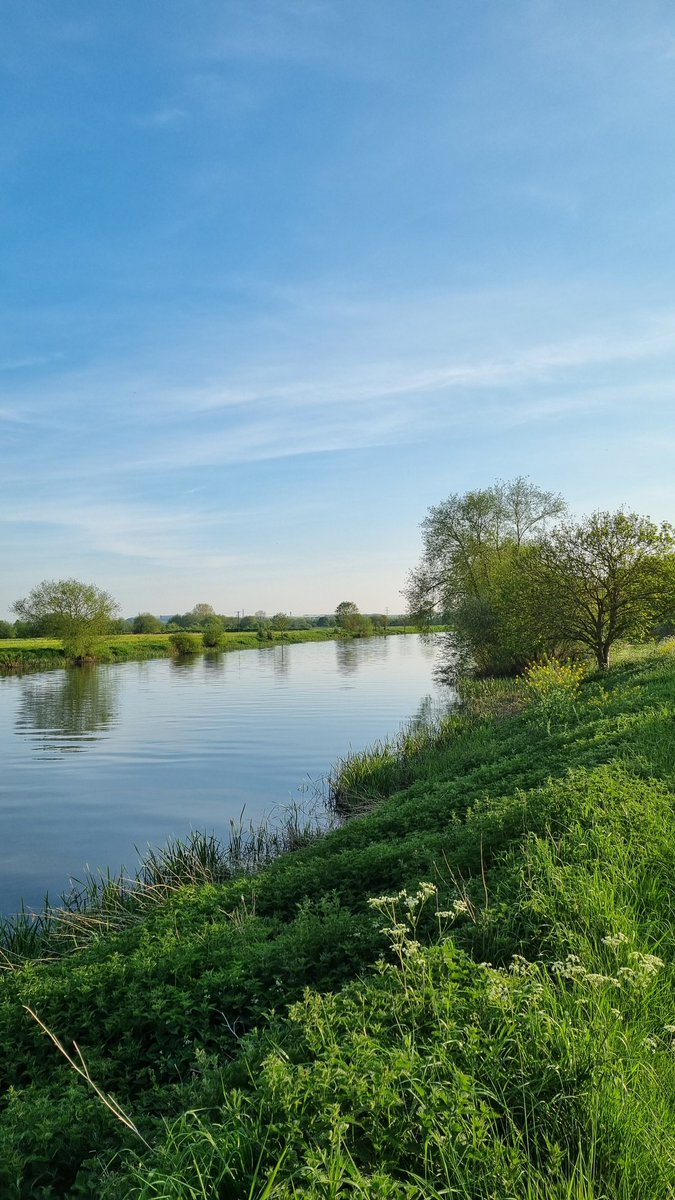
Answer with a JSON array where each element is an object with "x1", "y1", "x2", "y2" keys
[
  {"x1": 0, "y1": 646, "x2": 674, "y2": 1195},
  {"x1": 523, "y1": 655, "x2": 587, "y2": 732}
]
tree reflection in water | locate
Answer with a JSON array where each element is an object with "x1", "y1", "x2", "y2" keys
[
  {"x1": 335, "y1": 639, "x2": 360, "y2": 675},
  {"x1": 16, "y1": 666, "x2": 120, "y2": 753},
  {"x1": 273, "y1": 644, "x2": 290, "y2": 680},
  {"x1": 335, "y1": 635, "x2": 392, "y2": 677}
]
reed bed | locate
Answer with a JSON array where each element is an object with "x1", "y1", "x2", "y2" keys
[{"x1": 0, "y1": 806, "x2": 328, "y2": 966}]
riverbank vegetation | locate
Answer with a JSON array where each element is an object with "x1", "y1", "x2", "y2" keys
[
  {"x1": 406, "y1": 478, "x2": 675, "y2": 676},
  {"x1": 0, "y1": 642, "x2": 674, "y2": 1195},
  {"x1": 0, "y1": 626, "x2": 421, "y2": 675},
  {"x1": 1, "y1": 592, "x2": 418, "y2": 673}
]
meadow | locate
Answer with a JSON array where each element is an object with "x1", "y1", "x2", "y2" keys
[
  {"x1": 0, "y1": 643, "x2": 674, "y2": 1196},
  {"x1": 0, "y1": 628, "x2": 342, "y2": 673},
  {"x1": 0, "y1": 626, "x2": 426, "y2": 674}
]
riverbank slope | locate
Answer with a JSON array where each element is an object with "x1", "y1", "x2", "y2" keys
[{"x1": 1, "y1": 645, "x2": 674, "y2": 1196}]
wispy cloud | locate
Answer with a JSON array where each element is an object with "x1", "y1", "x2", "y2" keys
[
  {"x1": 0, "y1": 355, "x2": 62, "y2": 372},
  {"x1": 4, "y1": 301, "x2": 675, "y2": 484},
  {"x1": 135, "y1": 106, "x2": 187, "y2": 128},
  {"x1": 1, "y1": 499, "x2": 250, "y2": 567}
]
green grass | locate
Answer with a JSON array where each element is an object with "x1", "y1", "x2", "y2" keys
[
  {"x1": 0, "y1": 645, "x2": 674, "y2": 1196},
  {"x1": 0, "y1": 626, "x2": 424, "y2": 674},
  {"x1": 0, "y1": 629, "x2": 336, "y2": 672}
]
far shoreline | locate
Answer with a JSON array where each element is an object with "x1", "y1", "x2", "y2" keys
[{"x1": 0, "y1": 625, "x2": 434, "y2": 677}]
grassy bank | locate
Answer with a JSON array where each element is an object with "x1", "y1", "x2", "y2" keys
[
  {"x1": 0, "y1": 626, "x2": 423, "y2": 674},
  {"x1": 1, "y1": 646, "x2": 674, "y2": 1195}
]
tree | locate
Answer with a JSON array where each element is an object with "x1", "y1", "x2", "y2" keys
[
  {"x1": 335, "y1": 601, "x2": 372, "y2": 637},
  {"x1": 271, "y1": 612, "x2": 291, "y2": 634},
  {"x1": 191, "y1": 603, "x2": 216, "y2": 623},
  {"x1": 12, "y1": 579, "x2": 120, "y2": 660},
  {"x1": 405, "y1": 479, "x2": 566, "y2": 674},
  {"x1": 132, "y1": 612, "x2": 163, "y2": 634},
  {"x1": 533, "y1": 511, "x2": 675, "y2": 670},
  {"x1": 335, "y1": 601, "x2": 360, "y2": 631},
  {"x1": 0, "y1": 620, "x2": 13, "y2": 639}
]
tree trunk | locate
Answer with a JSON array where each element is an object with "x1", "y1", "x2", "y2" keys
[{"x1": 596, "y1": 644, "x2": 610, "y2": 670}]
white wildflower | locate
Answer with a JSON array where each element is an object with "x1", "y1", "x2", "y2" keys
[{"x1": 601, "y1": 932, "x2": 630, "y2": 948}]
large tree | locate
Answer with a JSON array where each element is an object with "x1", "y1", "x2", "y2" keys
[
  {"x1": 532, "y1": 510, "x2": 675, "y2": 669},
  {"x1": 12, "y1": 578, "x2": 119, "y2": 660},
  {"x1": 405, "y1": 478, "x2": 566, "y2": 673}
]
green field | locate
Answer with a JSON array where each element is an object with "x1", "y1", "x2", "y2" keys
[{"x1": 0, "y1": 643, "x2": 674, "y2": 1195}]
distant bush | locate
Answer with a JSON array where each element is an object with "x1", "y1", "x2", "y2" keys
[
  {"x1": 132, "y1": 612, "x2": 163, "y2": 634},
  {"x1": 0, "y1": 621, "x2": 13, "y2": 639},
  {"x1": 169, "y1": 632, "x2": 202, "y2": 656},
  {"x1": 202, "y1": 624, "x2": 224, "y2": 649}
]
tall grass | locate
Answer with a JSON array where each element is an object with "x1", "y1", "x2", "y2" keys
[
  {"x1": 328, "y1": 707, "x2": 465, "y2": 813},
  {"x1": 327, "y1": 675, "x2": 527, "y2": 813}
]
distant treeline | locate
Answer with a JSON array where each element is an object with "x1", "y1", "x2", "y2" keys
[{"x1": 0, "y1": 605, "x2": 411, "y2": 640}]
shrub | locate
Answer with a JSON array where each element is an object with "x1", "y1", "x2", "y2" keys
[
  {"x1": 169, "y1": 633, "x2": 202, "y2": 656},
  {"x1": 202, "y1": 624, "x2": 224, "y2": 649}
]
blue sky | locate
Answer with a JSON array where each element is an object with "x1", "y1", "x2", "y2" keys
[{"x1": 2, "y1": 0, "x2": 675, "y2": 619}]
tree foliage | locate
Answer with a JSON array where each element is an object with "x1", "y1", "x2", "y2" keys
[
  {"x1": 407, "y1": 481, "x2": 675, "y2": 675},
  {"x1": 132, "y1": 612, "x2": 163, "y2": 634},
  {"x1": 531, "y1": 510, "x2": 675, "y2": 669},
  {"x1": 335, "y1": 601, "x2": 372, "y2": 637},
  {"x1": 191, "y1": 603, "x2": 216, "y2": 620},
  {"x1": 12, "y1": 579, "x2": 119, "y2": 660},
  {"x1": 406, "y1": 478, "x2": 566, "y2": 674}
]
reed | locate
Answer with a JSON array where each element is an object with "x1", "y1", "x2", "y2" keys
[
  {"x1": 0, "y1": 805, "x2": 330, "y2": 965},
  {"x1": 327, "y1": 705, "x2": 468, "y2": 813}
]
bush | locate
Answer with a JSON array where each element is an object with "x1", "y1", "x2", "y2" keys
[
  {"x1": 202, "y1": 624, "x2": 224, "y2": 649},
  {"x1": 169, "y1": 633, "x2": 202, "y2": 656}
]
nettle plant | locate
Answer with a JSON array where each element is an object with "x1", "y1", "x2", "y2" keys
[{"x1": 522, "y1": 655, "x2": 586, "y2": 732}]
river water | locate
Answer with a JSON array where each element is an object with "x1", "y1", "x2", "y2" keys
[{"x1": 0, "y1": 635, "x2": 451, "y2": 914}]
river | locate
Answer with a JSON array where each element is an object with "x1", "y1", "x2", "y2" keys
[{"x1": 0, "y1": 634, "x2": 451, "y2": 913}]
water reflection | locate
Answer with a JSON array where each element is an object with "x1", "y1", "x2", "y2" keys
[
  {"x1": 272, "y1": 644, "x2": 290, "y2": 680},
  {"x1": 408, "y1": 689, "x2": 455, "y2": 730},
  {"x1": 0, "y1": 635, "x2": 452, "y2": 912},
  {"x1": 362, "y1": 637, "x2": 390, "y2": 664},
  {"x1": 335, "y1": 635, "x2": 393, "y2": 675},
  {"x1": 16, "y1": 666, "x2": 120, "y2": 754},
  {"x1": 203, "y1": 653, "x2": 227, "y2": 675},
  {"x1": 335, "y1": 639, "x2": 360, "y2": 675},
  {"x1": 170, "y1": 655, "x2": 200, "y2": 673}
]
